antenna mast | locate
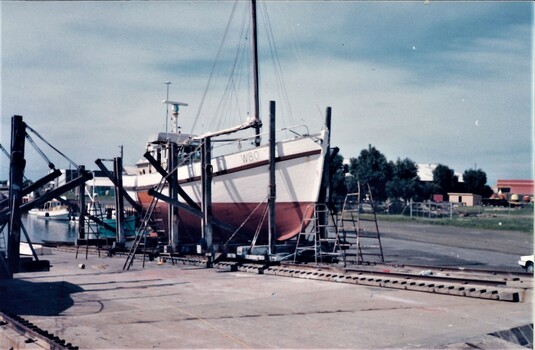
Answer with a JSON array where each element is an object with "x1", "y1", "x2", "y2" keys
[{"x1": 165, "y1": 81, "x2": 171, "y2": 133}]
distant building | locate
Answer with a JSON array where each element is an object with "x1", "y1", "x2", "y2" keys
[
  {"x1": 495, "y1": 179, "x2": 534, "y2": 197},
  {"x1": 447, "y1": 192, "x2": 482, "y2": 206},
  {"x1": 44, "y1": 168, "x2": 138, "y2": 200}
]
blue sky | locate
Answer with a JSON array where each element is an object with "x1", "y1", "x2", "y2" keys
[{"x1": 1, "y1": 1, "x2": 533, "y2": 186}]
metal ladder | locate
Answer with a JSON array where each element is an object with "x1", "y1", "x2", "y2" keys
[
  {"x1": 337, "y1": 182, "x2": 384, "y2": 265},
  {"x1": 123, "y1": 194, "x2": 164, "y2": 270},
  {"x1": 293, "y1": 203, "x2": 340, "y2": 264},
  {"x1": 0, "y1": 223, "x2": 6, "y2": 253},
  {"x1": 76, "y1": 201, "x2": 106, "y2": 259},
  {"x1": 0, "y1": 222, "x2": 9, "y2": 276},
  {"x1": 85, "y1": 201, "x2": 105, "y2": 237},
  {"x1": 148, "y1": 206, "x2": 167, "y2": 246}
]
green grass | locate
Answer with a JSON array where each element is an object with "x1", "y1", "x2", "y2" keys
[
  {"x1": 371, "y1": 206, "x2": 534, "y2": 234},
  {"x1": 424, "y1": 216, "x2": 533, "y2": 233}
]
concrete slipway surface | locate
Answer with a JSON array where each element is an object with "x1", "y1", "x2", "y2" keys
[{"x1": 0, "y1": 221, "x2": 533, "y2": 349}]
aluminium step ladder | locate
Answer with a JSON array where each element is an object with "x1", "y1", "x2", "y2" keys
[
  {"x1": 337, "y1": 182, "x2": 384, "y2": 265},
  {"x1": 293, "y1": 203, "x2": 340, "y2": 264}
]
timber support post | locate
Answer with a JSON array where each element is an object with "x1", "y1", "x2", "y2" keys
[
  {"x1": 201, "y1": 137, "x2": 213, "y2": 266},
  {"x1": 78, "y1": 165, "x2": 86, "y2": 240},
  {"x1": 167, "y1": 142, "x2": 178, "y2": 252},
  {"x1": 318, "y1": 107, "x2": 332, "y2": 238},
  {"x1": 114, "y1": 158, "x2": 125, "y2": 246},
  {"x1": 7, "y1": 115, "x2": 26, "y2": 277},
  {"x1": 268, "y1": 101, "x2": 276, "y2": 256}
]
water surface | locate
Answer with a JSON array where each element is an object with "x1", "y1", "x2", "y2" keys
[{"x1": 22, "y1": 214, "x2": 77, "y2": 244}]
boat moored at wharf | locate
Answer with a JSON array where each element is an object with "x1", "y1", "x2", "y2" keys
[{"x1": 28, "y1": 199, "x2": 73, "y2": 221}]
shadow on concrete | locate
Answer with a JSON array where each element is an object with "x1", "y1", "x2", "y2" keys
[{"x1": 0, "y1": 279, "x2": 83, "y2": 316}]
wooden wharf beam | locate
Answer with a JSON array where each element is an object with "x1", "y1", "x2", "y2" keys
[
  {"x1": 0, "y1": 169, "x2": 62, "y2": 208},
  {"x1": 95, "y1": 158, "x2": 142, "y2": 213}
]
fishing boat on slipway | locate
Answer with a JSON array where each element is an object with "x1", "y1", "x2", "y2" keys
[{"x1": 133, "y1": 0, "x2": 330, "y2": 247}]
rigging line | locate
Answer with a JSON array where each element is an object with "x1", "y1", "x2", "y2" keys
[
  {"x1": 161, "y1": 142, "x2": 203, "y2": 183},
  {"x1": 191, "y1": 0, "x2": 240, "y2": 134},
  {"x1": 249, "y1": 201, "x2": 269, "y2": 251},
  {"x1": 214, "y1": 7, "x2": 249, "y2": 131},
  {"x1": 0, "y1": 144, "x2": 9, "y2": 159},
  {"x1": 223, "y1": 196, "x2": 268, "y2": 246},
  {"x1": 25, "y1": 133, "x2": 55, "y2": 170},
  {"x1": 25, "y1": 124, "x2": 79, "y2": 169},
  {"x1": 1, "y1": 142, "x2": 29, "y2": 183},
  {"x1": 261, "y1": 2, "x2": 294, "y2": 125}
]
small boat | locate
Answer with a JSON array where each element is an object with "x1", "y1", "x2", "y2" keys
[
  {"x1": 84, "y1": 202, "x2": 138, "y2": 239},
  {"x1": 28, "y1": 199, "x2": 73, "y2": 220},
  {"x1": 95, "y1": 216, "x2": 137, "y2": 239}
]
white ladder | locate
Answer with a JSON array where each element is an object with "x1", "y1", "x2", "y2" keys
[
  {"x1": 293, "y1": 203, "x2": 340, "y2": 264},
  {"x1": 337, "y1": 183, "x2": 384, "y2": 265}
]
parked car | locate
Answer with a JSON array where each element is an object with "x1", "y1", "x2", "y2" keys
[{"x1": 518, "y1": 255, "x2": 534, "y2": 273}]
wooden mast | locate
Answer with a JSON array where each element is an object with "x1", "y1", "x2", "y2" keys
[{"x1": 252, "y1": 0, "x2": 262, "y2": 146}]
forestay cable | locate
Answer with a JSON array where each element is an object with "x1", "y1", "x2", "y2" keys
[{"x1": 191, "y1": 0, "x2": 240, "y2": 134}]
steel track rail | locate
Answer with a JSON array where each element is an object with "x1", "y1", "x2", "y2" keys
[{"x1": 0, "y1": 311, "x2": 78, "y2": 349}]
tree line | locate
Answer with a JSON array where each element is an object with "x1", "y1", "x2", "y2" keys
[{"x1": 329, "y1": 144, "x2": 494, "y2": 203}]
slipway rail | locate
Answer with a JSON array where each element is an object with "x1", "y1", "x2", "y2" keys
[
  {"x1": 148, "y1": 253, "x2": 532, "y2": 303},
  {"x1": 46, "y1": 246, "x2": 531, "y2": 303},
  {"x1": 0, "y1": 311, "x2": 78, "y2": 349}
]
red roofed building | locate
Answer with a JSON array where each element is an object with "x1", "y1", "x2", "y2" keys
[{"x1": 495, "y1": 180, "x2": 534, "y2": 197}]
